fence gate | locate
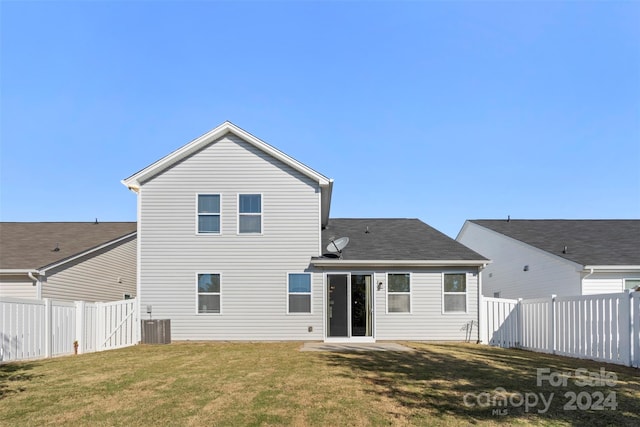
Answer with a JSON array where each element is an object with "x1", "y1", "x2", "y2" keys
[{"x1": 1, "y1": 297, "x2": 138, "y2": 362}]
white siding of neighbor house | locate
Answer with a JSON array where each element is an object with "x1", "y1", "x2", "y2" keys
[
  {"x1": 373, "y1": 269, "x2": 479, "y2": 341},
  {"x1": 457, "y1": 222, "x2": 581, "y2": 299},
  {"x1": 581, "y1": 272, "x2": 636, "y2": 295},
  {"x1": 0, "y1": 277, "x2": 37, "y2": 299},
  {"x1": 138, "y1": 134, "x2": 324, "y2": 340},
  {"x1": 42, "y1": 236, "x2": 137, "y2": 302}
]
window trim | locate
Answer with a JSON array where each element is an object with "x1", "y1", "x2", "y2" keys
[
  {"x1": 287, "y1": 272, "x2": 312, "y2": 314},
  {"x1": 442, "y1": 272, "x2": 468, "y2": 314},
  {"x1": 196, "y1": 272, "x2": 222, "y2": 315},
  {"x1": 237, "y1": 193, "x2": 263, "y2": 235},
  {"x1": 386, "y1": 272, "x2": 412, "y2": 314},
  {"x1": 196, "y1": 193, "x2": 221, "y2": 235}
]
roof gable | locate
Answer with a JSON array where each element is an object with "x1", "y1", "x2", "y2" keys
[
  {"x1": 469, "y1": 220, "x2": 640, "y2": 266},
  {"x1": 320, "y1": 218, "x2": 488, "y2": 262},
  {"x1": 0, "y1": 222, "x2": 137, "y2": 271},
  {"x1": 122, "y1": 121, "x2": 333, "y2": 226}
]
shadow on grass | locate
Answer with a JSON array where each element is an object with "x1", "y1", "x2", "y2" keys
[
  {"x1": 319, "y1": 343, "x2": 640, "y2": 426},
  {"x1": 0, "y1": 361, "x2": 39, "y2": 400}
]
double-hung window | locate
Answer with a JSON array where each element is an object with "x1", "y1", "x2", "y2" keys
[
  {"x1": 238, "y1": 194, "x2": 262, "y2": 234},
  {"x1": 387, "y1": 273, "x2": 411, "y2": 313},
  {"x1": 197, "y1": 273, "x2": 221, "y2": 314},
  {"x1": 443, "y1": 273, "x2": 467, "y2": 313},
  {"x1": 287, "y1": 273, "x2": 311, "y2": 313},
  {"x1": 197, "y1": 194, "x2": 220, "y2": 234}
]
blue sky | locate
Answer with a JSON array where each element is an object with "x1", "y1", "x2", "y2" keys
[{"x1": 1, "y1": 1, "x2": 638, "y2": 238}]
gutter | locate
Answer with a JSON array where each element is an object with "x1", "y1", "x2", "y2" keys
[
  {"x1": 0, "y1": 269, "x2": 40, "y2": 276},
  {"x1": 582, "y1": 265, "x2": 640, "y2": 273},
  {"x1": 311, "y1": 259, "x2": 491, "y2": 268}
]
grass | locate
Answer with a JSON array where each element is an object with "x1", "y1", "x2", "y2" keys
[{"x1": 0, "y1": 342, "x2": 639, "y2": 426}]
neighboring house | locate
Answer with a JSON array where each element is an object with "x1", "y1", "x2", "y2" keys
[
  {"x1": 122, "y1": 121, "x2": 488, "y2": 342},
  {"x1": 457, "y1": 219, "x2": 640, "y2": 299},
  {"x1": 0, "y1": 222, "x2": 137, "y2": 302}
]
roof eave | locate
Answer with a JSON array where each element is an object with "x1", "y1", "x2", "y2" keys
[
  {"x1": 0, "y1": 269, "x2": 40, "y2": 276},
  {"x1": 310, "y1": 259, "x2": 491, "y2": 268}
]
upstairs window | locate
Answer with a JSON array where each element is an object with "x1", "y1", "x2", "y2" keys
[
  {"x1": 443, "y1": 273, "x2": 467, "y2": 313},
  {"x1": 387, "y1": 273, "x2": 411, "y2": 313},
  {"x1": 238, "y1": 194, "x2": 262, "y2": 234},
  {"x1": 288, "y1": 273, "x2": 312, "y2": 313},
  {"x1": 197, "y1": 194, "x2": 220, "y2": 234},
  {"x1": 197, "y1": 273, "x2": 221, "y2": 314}
]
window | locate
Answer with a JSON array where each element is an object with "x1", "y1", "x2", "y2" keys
[
  {"x1": 624, "y1": 279, "x2": 640, "y2": 291},
  {"x1": 387, "y1": 273, "x2": 411, "y2": 313},
  {"x1": 287, "y1": 273, "x2": 311, "y2": 313},
  {"x1": 198, "y1": 194, "x2": 220, "y2": 234},
  {"x1": 443, "y1": 273, "x2": 467, "y2": 313},
  {"x1": 197, "y1": 273, "x2": 221, "y2": 314},
  {"x1": 238, "y1": 194, "x2": 262, "y2": 233}
]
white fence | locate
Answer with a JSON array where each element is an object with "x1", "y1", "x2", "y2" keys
[
  {"x1": 0, "y1": 297, "x2": 138, "y2": 363},
  {"x1": 481, "y1": 291, "x2": 640, "y2": 367}
]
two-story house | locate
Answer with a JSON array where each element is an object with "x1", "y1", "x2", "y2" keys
[{"x1": 122, "y1": 122, "x2": 488, "y2": 342}]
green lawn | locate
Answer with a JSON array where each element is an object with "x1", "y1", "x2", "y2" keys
[{"x1": 1, "y1": 342, "x2": 638, "y2": 426}]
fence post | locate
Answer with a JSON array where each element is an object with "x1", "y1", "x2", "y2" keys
[
  {"x1": 75, "y1": 301, "x2": 85, "y2": 354},
  {"x1": 479, "y1": 295, "x2": 486, "y2": 344},
  {"x1": 96, "y1": 302, "x2": 104, "y2": 351},
  {"x1": 633, "y1": 292, "x2": 640, "y2": 368},
  {"x1": 550, "y1": 295, "x2": 556, "y2": 355},
  {"x1": 44, "y1": 298, "x2": 52, "y2": 358},
  {"x1": 618, "y1": 290, "x2": 631, "y2": 366},
  {"x1": 516, "y1": 298, "x2": 523, "y2": 348}
]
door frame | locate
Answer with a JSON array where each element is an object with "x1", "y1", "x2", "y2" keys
[{"x1": 324, "y1": 272, "x2": 376, "y2": 343}]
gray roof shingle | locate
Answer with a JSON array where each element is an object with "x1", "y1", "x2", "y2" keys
[
  {"x1": 469, "y1": 220, "x2": 640, "y2": 266},
  {"x1": 0, "y1": 222, "x2": 137, "y2": 270},
  {"x1": 322, "y1": 218, "x2": 487, "y2": 261}
]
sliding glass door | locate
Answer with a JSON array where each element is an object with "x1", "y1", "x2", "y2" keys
[{"x1": 327, "y1": 274, "x2": 373, "y2": 339}]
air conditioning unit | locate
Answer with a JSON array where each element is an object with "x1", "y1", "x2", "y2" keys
[{"x1": 141, "y1": 319, "x2": 171, "y2": 344}]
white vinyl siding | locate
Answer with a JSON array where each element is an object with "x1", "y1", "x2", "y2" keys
[
  {"x1": 0, "y1": 277, "x2": 38, "y2": 299},
  {"x1": 582, "y1": 272, "x2": 640, "y2": 294},
  {"x1": 386, "y1": 273, "x2": 411, "y2": 313},
  {"x1": 43, "y1": 236, "x2": 137, "y2": 302},
  {"x1": 375, "y1": 269, "x2": 480, "y2": 341},
  {"x1": 287, "y1": 273, "x2": 312, "y2": 314},
  {"x1": 138, "y1": 133, "x2": 323, "y2": 340}
]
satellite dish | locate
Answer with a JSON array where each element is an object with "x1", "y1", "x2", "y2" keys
[{"x1": 327, "y1": 237, "x2": 349, "y2": 254}]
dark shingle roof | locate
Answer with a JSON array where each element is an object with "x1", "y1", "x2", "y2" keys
[
  {"x1": 322, "y1": 219, "x2": 487, "y2": 261},
  {"x1": 0, "y1": 222, "x2": 137, "y2": 270},
  {"x1": 469, "y1": 220, "x2": 640, "y2": 266}
]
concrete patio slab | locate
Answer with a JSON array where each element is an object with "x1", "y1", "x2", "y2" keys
[{"x1": 300, "y1": 342, "x2": 414, "y2": 352}]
